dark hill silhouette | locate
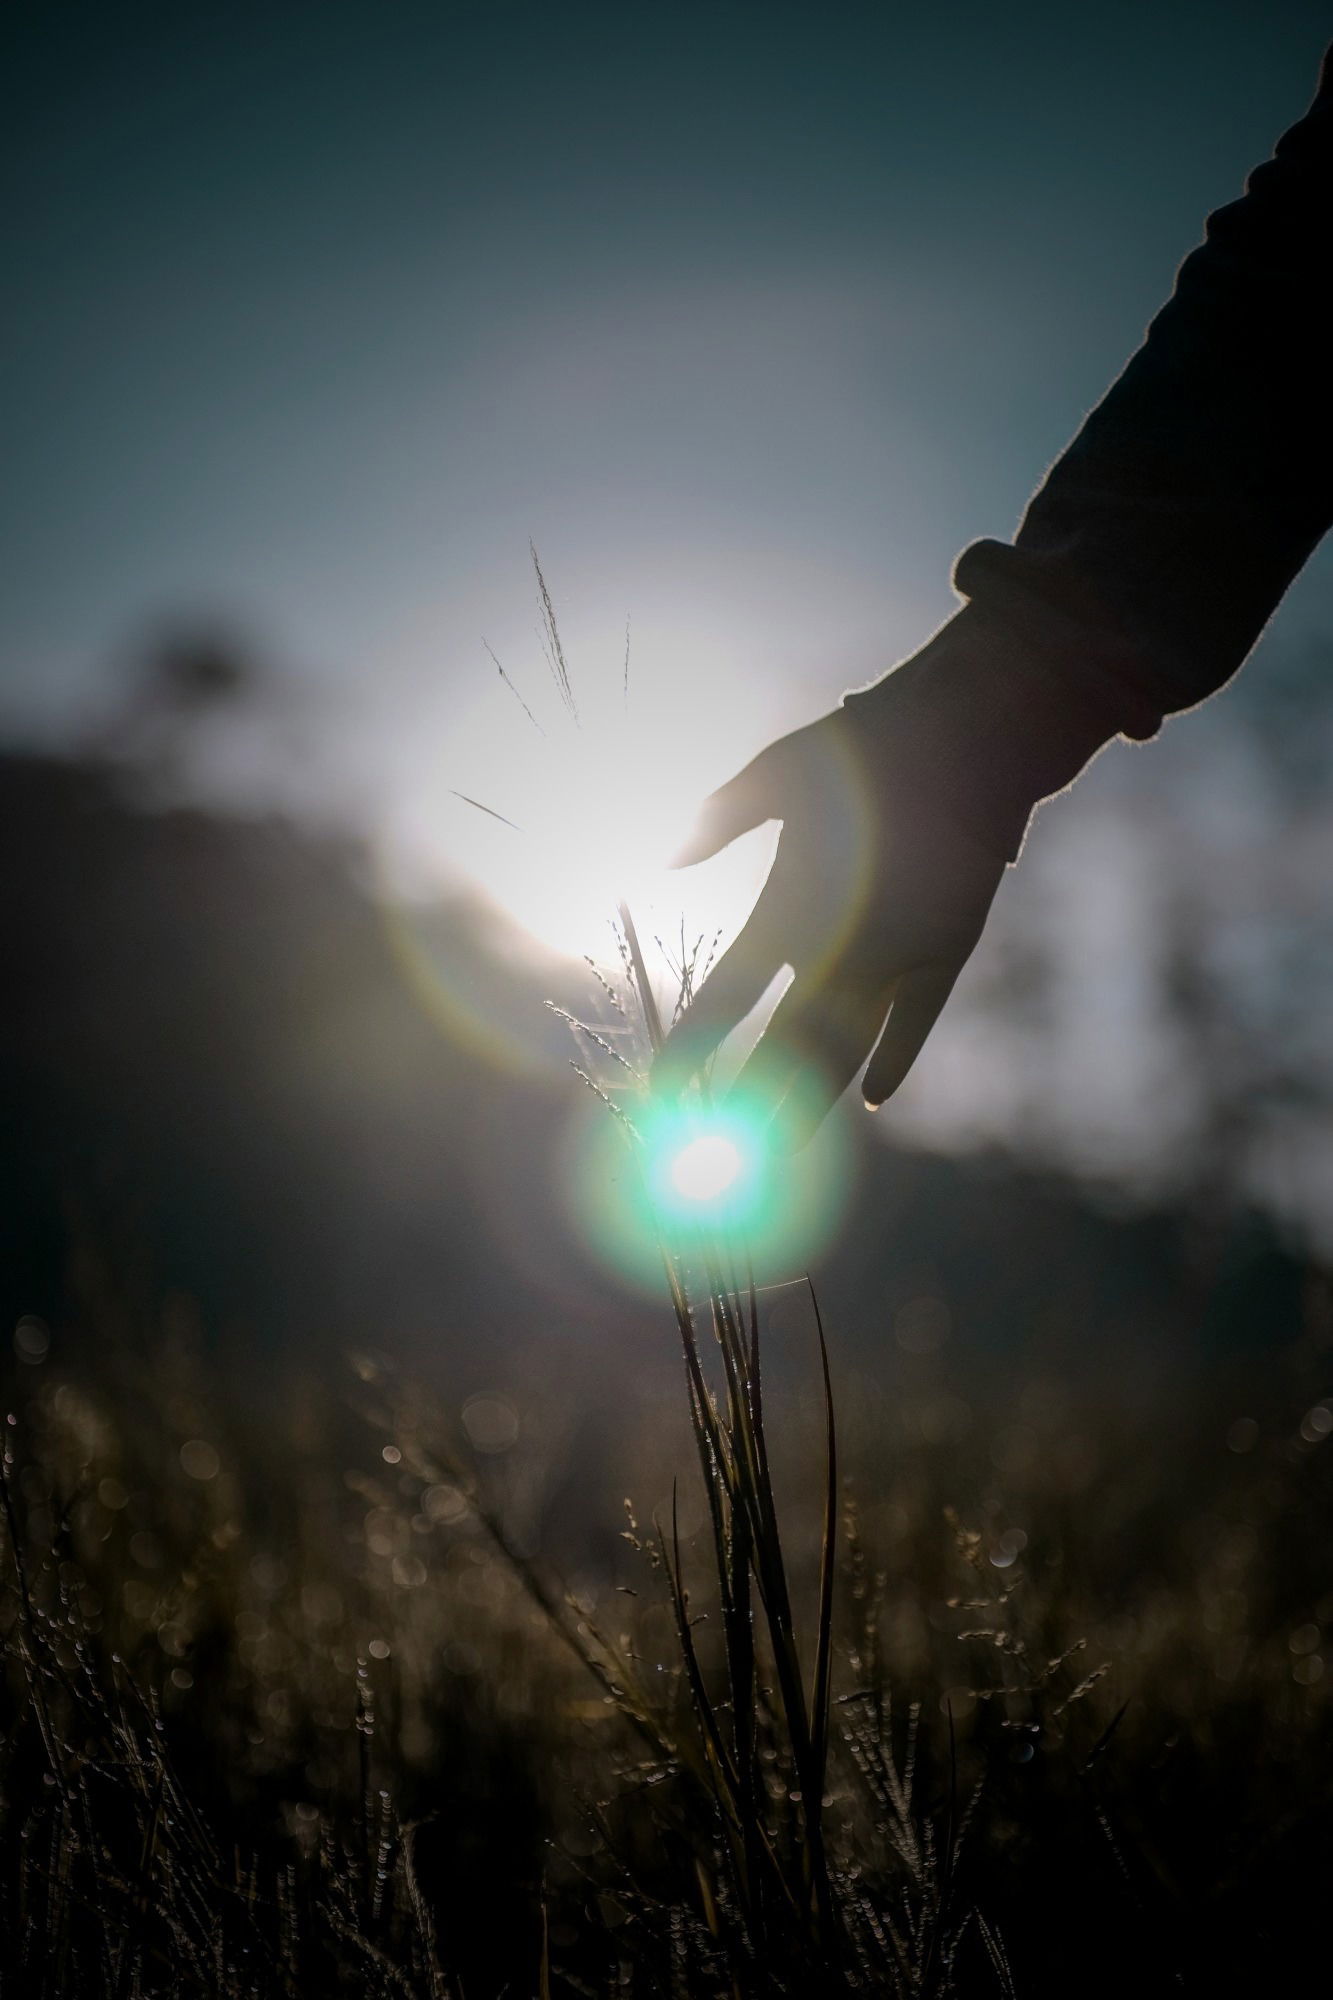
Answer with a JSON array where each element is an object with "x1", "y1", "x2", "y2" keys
[
  {"x1": 1, "y1": 753, "x2": 582, "y2": 1344},
  {"x1": 1, "y1": 748, "x2": 1321, "y2": 1440}
]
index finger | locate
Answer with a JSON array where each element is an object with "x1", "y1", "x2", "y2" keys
[{"x1": 670, "y1": 741, "x2": 783, "y2": 868}]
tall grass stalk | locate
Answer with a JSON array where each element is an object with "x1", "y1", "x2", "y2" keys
[{"x1": 524, "y1": 570, "x2": 973, "y2": 1989}]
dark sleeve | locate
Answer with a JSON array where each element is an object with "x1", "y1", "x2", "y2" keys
[{"x1": 895, "y1": 45, "x2": 1333, "y2": 858}]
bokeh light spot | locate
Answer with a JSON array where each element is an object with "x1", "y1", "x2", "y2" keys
[
  {"x1": 179, "y1": 1439, "x2": 220, "y2": 1482},
  {"x1": 463, "y1": 1395, "x2": 520, "y2": 1454},
  {"x1": 13, "y1": 1315, "x2": 50, "y2": 1365}
]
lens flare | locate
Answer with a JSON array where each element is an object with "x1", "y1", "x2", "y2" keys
[
  {"x1": 670, "y1": 1133, "x2": 743, "y2": 1203},
  {"x1": 560, "y1": 1086, "x2": 852, "y2": 1293},
  {"x1": 642, "y1": 1100, "x2": 767, "y2": 1233}
]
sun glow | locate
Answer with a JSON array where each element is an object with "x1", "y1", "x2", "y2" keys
[
  {"x1": 373, "y1": 613, "x2": 790, "y2": 1087},
  {"x1": 426, "y1": 666, "x2": 777, "y2": 970}
]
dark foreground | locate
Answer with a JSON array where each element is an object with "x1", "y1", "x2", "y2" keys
[
  {"x1": 3, "y1": 1246, "x2": 1331, "y2": 1998},
  {"x1": 3, "y1": 752, "x2": 1331, "y2": 1993}
]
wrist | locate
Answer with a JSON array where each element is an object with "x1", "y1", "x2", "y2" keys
[{"x1": 842, "y1": 602, "x2": 1125, "y2": 862}]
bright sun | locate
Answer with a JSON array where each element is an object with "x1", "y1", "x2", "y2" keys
[{"x1": 425, "y1": 672, "x2": 777, "y2": 972}]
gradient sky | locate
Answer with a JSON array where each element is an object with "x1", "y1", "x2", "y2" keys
[{"x1": 6, "y1": 2, "x2": 1332, "y2": 798}]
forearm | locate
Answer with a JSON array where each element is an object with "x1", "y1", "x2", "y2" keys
[{"x1": 864, "y1": 46, "x2": 1333, "y2": 860}]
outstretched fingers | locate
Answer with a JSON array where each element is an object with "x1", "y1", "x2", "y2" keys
[
  {"x1": 862, "y1": 960, "x2": 963, "y2": 1109},
  {"x1": 732, "y1": 970, "x2": 897, "y2": 1153}
]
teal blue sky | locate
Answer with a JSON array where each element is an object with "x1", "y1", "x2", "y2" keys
[{"x1": 5, "y1": 2, "x2": 1332, "y2": 776}]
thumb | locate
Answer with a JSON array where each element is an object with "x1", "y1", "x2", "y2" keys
[{"x1": 670, "y1": 744, "x2": 782, "y2": 868}]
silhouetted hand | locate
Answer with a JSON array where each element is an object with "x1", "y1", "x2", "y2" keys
[{"x1": 653, "y1": 631, "x2": 1010, "y2": 1148}]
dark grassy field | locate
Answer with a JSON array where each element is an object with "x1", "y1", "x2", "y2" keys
[
  {"x1": 3, "y1": 749, "x2": 1332, "y2": 1995},
  {"x1": 4, "y1": 1213, "x2": 1332, "y2": 1996}
]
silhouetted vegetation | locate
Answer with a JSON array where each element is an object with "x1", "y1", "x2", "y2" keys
[{"x1": 5, "y1": 1229, "x2": 1333, "y2": 1995}]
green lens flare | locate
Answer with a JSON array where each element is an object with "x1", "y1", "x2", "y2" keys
[
  {"x1": 670, "y1": 1133, "x2": 742, "y2": 1203},
  {"x1": 561, "y1": 1088, "x2": 852, "y2": 1292},
  {"x1": 641, "y1": 1098, "x2": 770, "y2": 1233}
]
